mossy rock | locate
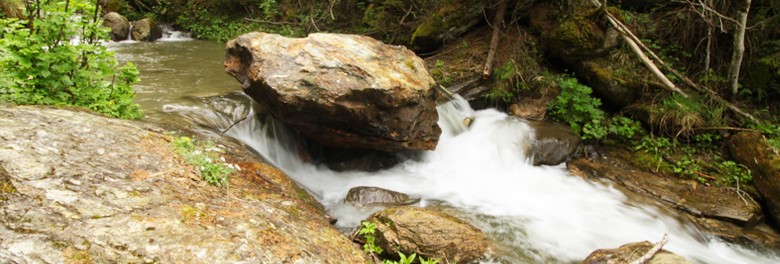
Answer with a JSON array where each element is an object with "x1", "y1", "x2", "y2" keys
[
  {"x1": 545, "y1": 8, "x2": 620, "y2": 62},
  {"x1": 577, "y1": 58, "x2": 642, "y2": 108},
  {"x1": 410, "y1": 0, "x2": 484, "y2": 53}
]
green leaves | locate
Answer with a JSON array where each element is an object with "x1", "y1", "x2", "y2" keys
[{"x1": 0, "y1": 1, "x2": 142, "y2": 119}]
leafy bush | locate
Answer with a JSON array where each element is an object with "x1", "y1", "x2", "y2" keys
[
  {"x1": 548, "y1": 77, "x2": 641, "y2": 141},
  {"x1": 0, "y1": 0, "x2": 142, "y2": 119},
  {"x1": 171, "y1": 136, "x2": 234, "y2": 187},
  {"x1": 358, "y1": 221, "x2": 383, "y2": 255}
]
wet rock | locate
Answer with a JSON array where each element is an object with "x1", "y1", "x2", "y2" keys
[
  {"x1": 0, "y1": 106, "x2": 368, "y2": 263},
  {"x1": 359, "y1": 207, "x2": 494, "y2": 263},
  {"x1": 102, "y1": 12, "x2": 130, "y2": 41},
  {"x1": 346, "y1": 186, "x2": 420, "y2": 207},
  {"x1": 310, "y1": 146, "x2": 399, "y2": 172},
  {"x1": 528, "y1": 120, "x2": 580, "y2": 166},
  {"x1": 225, "y1": 32, "x2": 441, "y2": 152},
  {"x1": 410, "y1": 0, "x2": 484, "y2": 53},
  {"x1": 508, "y1": 97, "x2": 549, "y2": 121},
  {"x1": 567, "y1": 156, "x2": 780, "y2": 248},
  {"x1": 729, "y1": 132, "x2": 780, "y2": 230},
  {"x1": 130, "y1": 18, "x2": 162, "y2": 41},
  {"x1": 583, "y1": 241, "x2": 693, "y2": 264}
]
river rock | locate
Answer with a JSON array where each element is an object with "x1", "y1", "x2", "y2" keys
[
  {"x1": 102, "y1": 12, "x2": 130, "y2": 41},
  {"x1": 130, "y1": 18, "x2": 162, "y2": 41},
  {"x1": 528, "y1": 120, "x2": 580, "y2": 166},
  {"x1": 568, "y1": 155, "x2": 779, "y2": 248},
  {"x1": 729, "y1": 132, "x2": 780, "y2": 231},
  {"x1": 583, "y1": 241, "x2": 693, "y2": 264},
  {"x1": 346, "y1": 186, "x2": 420, "y2": 207},
  {"x1": 224, "y1": 32, "x2": 441, "y2": 152},
  {"x1": 359, "y1": 207, "x2": 494, "y2": 263},
  {"x1": 0, "y1": 106, "x2": 368, "y2": 263}
]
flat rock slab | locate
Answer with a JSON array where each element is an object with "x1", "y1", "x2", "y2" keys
[
  {"x1": 0, "y1": 106, "x2": 367, "y2": 263},
  {"x1": 568, "y1": 156, "x2": 779, "y2": 248},
  {"x1": 225, "y1": 32, "x2": 441, "y2": 152}
]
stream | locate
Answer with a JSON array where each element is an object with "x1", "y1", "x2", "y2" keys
[{"x1": 111, "y1": 37, "x2": 780, "y2": 263}]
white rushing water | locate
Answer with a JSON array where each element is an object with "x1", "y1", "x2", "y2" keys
[{"x1": 226, "y1": 95, "x2": 779, "y2": 263}]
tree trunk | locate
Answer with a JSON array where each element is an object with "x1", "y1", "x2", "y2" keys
[
  {"x1": 727, "y1": 0, "x2": 751, "y2": 100},
  {"x1": 482, "y1": 0, "x2": 508, "y2": 80}
]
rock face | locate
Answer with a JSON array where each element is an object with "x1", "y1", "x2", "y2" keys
[
  {"x1": 361, "y1": 207, "x2": 493, "y2": 263},
  {"x1": 0, "y1": 106, "x2": 368, "y2": 263},
  {"x1": 130, "y1": 18, "x2": 162, "y2": 41},
  {"x1": 102, "y1": 12, "x2": 130, "y2": 41},
  {"x1": 410, "y1": 0, "x2": 484, "y2": 53},
  {"x1": 527, "y1": 120, "x2": 580, "y2": 165},
  {"x1": 729, "y1": 132, "x2": 780, "y2": 230},
  {"x1": 225, "y1": 32, "x2": 441, "y2": 152},
  {"x1": 568, "y1": 155, "x2": 780, "y2": 248},
  {"x1": 583, "y1": 241, "x2": 694, "y2": 264},
  {"x1": 346, "y1": 186, "x2": 420, "y2": 207}
]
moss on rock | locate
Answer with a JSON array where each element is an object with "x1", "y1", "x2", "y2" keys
[{"x1": 410, "y1": 0, "x2": 484, "y2": 53}]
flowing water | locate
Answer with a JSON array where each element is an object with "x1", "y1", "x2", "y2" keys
[{"x1": 113, "y1": 38, "x2": 780, "y2": 263}]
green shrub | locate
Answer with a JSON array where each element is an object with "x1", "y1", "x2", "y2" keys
[
  {"x1": 548, "y1": 77, "x2": 607, "y2": 140},
  {"x1": 0, "y1": 0, "x2": 142, "y2": 119}
]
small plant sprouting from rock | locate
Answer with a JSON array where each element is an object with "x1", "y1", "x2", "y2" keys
[
  {"x1": 358, "y1": 221, "x2": 440, "y2": 264},
  {"x1": 359, "y1": 221, "x2": 383, "y2": 255},
  {"x1": 171, "y1": 136, "x2": 234, "y2": 187}
]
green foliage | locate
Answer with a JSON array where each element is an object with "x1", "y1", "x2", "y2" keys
[
  {"x1": 430, "y1": 59, "x2": 451, "y2": 85},
  {"x1": 750, "y1": 122, "x2": 780, "y2": 151},
  {"x1": 359, "y1": 221, "x2": 383, "y2": 255},
  {"x1": 171, "y1": 136, "x2": 233, "y2": 187},
  {"x1": 650, "y1": 93, "x2": 706, "y2": 136},
  {"x1": 635, "y1": 134, "x2": 752, "y2": 185},
  {"x1": 0, "y1": 0, "x2": 142, "y2": 119}
]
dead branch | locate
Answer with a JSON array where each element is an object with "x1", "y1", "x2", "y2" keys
[
  {"x1": 221, "y1": 116, "x2": 249, "y2": 135},
  {"x1": 482, "y1": 0, "x2": 508, "y2": 79},
  {"x1": 630, "y1": 233, "x2": 669, "y2": 264},
  {"x1": 243, "y1": 18, "x2": 296, "y2": 26}
]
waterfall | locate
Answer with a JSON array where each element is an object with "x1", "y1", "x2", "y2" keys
[
  {"x1": 158, "y1": 24, "x2": 193, "y2": 41},
  {"x1": 126, "y1": 24, "x2": 133, "y2": 41},
  {"x1": 226, "y1": 95, "x2": 780, "y2": 263}
]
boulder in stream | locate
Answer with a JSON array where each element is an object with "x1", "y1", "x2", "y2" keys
[
  {"x1": 527, "y1": 120, "x2": 580, "y2": 166},
  {"x1": 357, "y1": 206, "x2": 494, "y2": 263},
  {"x1": 583, "y1": 241, "x2": 694, "y2": 264},
  {"x1": 729, "y1": 132, "x2": 780, "y2": 231},
  {"x1": 346, "y1": 186, "x2": 420, "y2": 207},
  {"x1": 130, "y1": 18, "x2": 162, "y2": 41},
  {"x1": 0, "y1": 106, "x2": 368, "y2": 263},
  {"x1": 224, "y1": 32, "x2": 441, "y2": 152},
  {"x1": 102, "y1": 12, "x2": 130, "y2": 41}
]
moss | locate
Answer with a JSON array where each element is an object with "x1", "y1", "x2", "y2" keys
[
  {"x1": 410, "y1": 0, "x2": 483, "y2": 52},
  {"x1": 547, "y1": 8, "x2": 605, "y2": 59},
  {"x1": 63, "y1": 246, "x2": 93, "y2": 264}
]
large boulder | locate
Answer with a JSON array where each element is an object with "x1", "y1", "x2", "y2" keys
[
  {"x1": 102, "y1": 12, "x2": 130, "y2": 41},
  {"x1": 0, "y1": 106, "x2": 368, "y2": 263},
  {"x1": 729, "y1": 132, "x2": 780, "y2": 230},
  {"x1": 345, "y1": 186, "x2": 420, "y2": 207},
  {"x1": 358, "y1": 207, "x2": 494, "y2": 263},
  {"x1": 224, "y1": 32, "x2": 441, "y2": 152},
  {"x1": 583, "y1": 241, "x2": 693, "y2": 264},
  {"x1": 527, "y1": 120, "x2": 580, "y2": 166},
  {"x1": 130, "y1": 18, "x2": 162, "y2": 41}
]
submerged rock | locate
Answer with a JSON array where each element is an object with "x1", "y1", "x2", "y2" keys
[
  {"x1": 527, "y1": 120, "x2": 580, "y2": 166},
  {"x1": 0, "y1": 106, "x2": 368, "y2": 263},
  {"x1": 224, "y1": 32, "x2": 441, "y2": 152},
  {"x1": 346, "y1": 186, "x2": 420, "y2": 207},
  {"x1": 358, "y1": 207, "x2": 494, "y2": 263},
  {"x1": 583, "y1": 241, "x2": 693, "y2": 264},
  {"x1": 102, "y1": 12, "x2": 130, "y2": 41},
  {"x1": 729, "y1": 132, "x2": 780, "y2": 231}
]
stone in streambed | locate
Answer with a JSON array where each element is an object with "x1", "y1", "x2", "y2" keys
[
  {"x1": 102, "y1": 12, "x2": 130, "y2": 41},
  {"x1": 345, "y1": 186, "x2": 420, "y2": 207},
  {"x1": 224, "y1": 32, "x2": 441, "y2": 152},
  {"x1": 527, "y1": 120, "x2": 580, "y2": 166},
  {"x1": 358, "y1": 207, "x2": 494, "y2": 263},
  {"x1": 583, "y1": 241, "x2": 694, "y2": 264},
  {"x1": 729, "y1": 132, "x2": 780, "y2": 231},
  {"x1": 130, "y1": 18, "x2": 162, "y2": 41}
]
